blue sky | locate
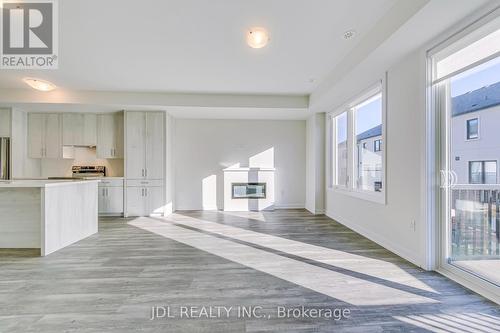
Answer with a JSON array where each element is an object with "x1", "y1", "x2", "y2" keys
[
  {"x1": 355, "y1": 97, "x2": 382, "y2": 135},
  {"x1": 336, "y1": 96, "x2": 382, "y2": 143},
  {"x1": 451, "y1": 58, "x2": 500, "y2": 97}
]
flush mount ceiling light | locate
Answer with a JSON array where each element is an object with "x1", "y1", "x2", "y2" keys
[
  {"x1": 247, "y1": 27, "x2": 270, "y2": 49},
  {"x1": 22, "y1": 77, "x2": 56, "y2": 92},
  {"x1": 343, "y1": 30, "x2": 356, "y2": 40}
]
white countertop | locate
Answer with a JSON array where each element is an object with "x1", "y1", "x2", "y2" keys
[{"x1": 0, "y1": 179, "x2": 100, "y2": 188}]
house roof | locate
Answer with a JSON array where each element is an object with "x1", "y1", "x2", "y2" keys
[
  {"x1": 357, "y1": 124, "x2": 382, "y2": 141},
  {"x1": 452, "y1": 81, "x2": 500, "y2": 117}
]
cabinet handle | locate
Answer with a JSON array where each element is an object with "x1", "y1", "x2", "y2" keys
[
  {"x1": 102, "y1": 188, "x2": 105, "y2": 196},
  {"x1": 141, "y1": 188, "x2": 144, "y2": 196},
  {"x1": 145, "y1": 169, "x2": 147, "y2": 177},
  {"x1": 145, "y1": 188, "x2": 148, "y2": 196},
  {"x1": 106, "y1": 188, "x2": 108, "y2": 196},
  {"x1": 141, "y1": 169, "x2": 144, "y2": 177}
]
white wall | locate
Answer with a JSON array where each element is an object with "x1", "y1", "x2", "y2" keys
[
  {"x1": 174, "y1": 119, "x2": 306, "y2": 211},
  {"x1": 324, "y1": 51, "x2": 427, "y2": 267},
  {"x1": 305, "y1": 113, "x2": 325, "y2": 214}
]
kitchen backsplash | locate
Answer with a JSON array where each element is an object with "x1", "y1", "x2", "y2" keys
[{"x1": 40, "y1": 147, "x2": 124, "y2": 177}]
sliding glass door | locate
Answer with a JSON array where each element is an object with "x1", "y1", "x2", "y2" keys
[{"x1": 432, "y1": 15, "x2": 500, "y2": 289}]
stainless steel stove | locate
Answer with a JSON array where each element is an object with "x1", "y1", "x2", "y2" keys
[{"x1": 72, "y1": 165, "x2": 106, "y2": 178}]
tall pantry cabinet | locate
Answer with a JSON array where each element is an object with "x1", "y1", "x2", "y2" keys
[{"x1": 124, "y1": 111, "x2": 165, "y2": 216}]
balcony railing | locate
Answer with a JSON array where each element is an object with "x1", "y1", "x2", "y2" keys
[{"x1": 451, "y1": 185, "x2": 500, "y2": 260}]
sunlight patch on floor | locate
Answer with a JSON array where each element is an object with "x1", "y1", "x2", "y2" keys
[
  {"x1": 394, "y1": 312, "x2": 500, "y2": 333},
  {"x1": 160, "y1": 213, "x2": 436, "y2": 294},
  {"x1": 129, "y1": 217, "x2": 438, "y2": 306}
]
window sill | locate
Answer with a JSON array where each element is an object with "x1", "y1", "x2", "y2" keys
[{"x1": 328, "y1": 186, "x2": 386, "y2": 205}]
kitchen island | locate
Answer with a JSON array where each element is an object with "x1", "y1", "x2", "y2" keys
[{"x1": 0, "y1": 180, "x2": 99, "y2": 256}]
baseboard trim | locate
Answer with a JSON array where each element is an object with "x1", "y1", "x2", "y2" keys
[
  {"x1": 274, "y1": 204, "x2": 305, "y2": 209},
  {"x1": 326, "y1": 210, "x2": 424, "y2": 268}
]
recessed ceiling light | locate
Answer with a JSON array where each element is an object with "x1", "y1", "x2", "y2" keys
[
  {"x1": 247, "y1": 27, "x2": 270, "y2": 49},
  {"x1": 343, "y1": 30, "x2": 356, "y2": 40},
  {"x1": 22, "y1": 78, "x2": 56, "y2": 92}
]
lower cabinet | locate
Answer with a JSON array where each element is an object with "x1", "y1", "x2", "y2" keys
[
  {"x1": 126, "y1": 186, "x2": 163, "y2": 216},
  {"x1": 98, "y1": 181, "x2": 124, "y2": 215}
]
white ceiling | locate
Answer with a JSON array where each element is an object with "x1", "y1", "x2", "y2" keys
[{"x1": 0, "y1": 0, "x2": 397, "y2": 95}]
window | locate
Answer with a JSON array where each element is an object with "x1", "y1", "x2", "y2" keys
[
  {"x1": 354, "y1": 93, "x2": 383, "y2": 192},
  {"x1": 466, "y1": 118, "x2": 479, "y2": 140},
  {"x1": 469, "y1": 161, "x2": 497, "y2": 184},
  {"x1": 334, "y1": 112, "x2": 348, "y2": 187},
  {"x1": 329, "y1": 82, "x2": 385, "y2": 203}
]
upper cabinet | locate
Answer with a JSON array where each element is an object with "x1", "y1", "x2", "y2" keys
[
  {"x1": 125, "y1": 111, "x2": 164, "y2": 180},
  {"x1": 62, "y1": 113, "x2": 97, "y2": 146},
  {"x1": 97, "y1": 113, "x2": 124, "y2": 159},
  {"x1": 28, "y1": 113, "x2": 61, "y2": 159}
]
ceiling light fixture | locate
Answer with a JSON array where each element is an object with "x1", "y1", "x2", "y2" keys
[
  {"x1": 343, "y1": 30, "x2": 356, "y2": 40},
  {"x1": 22, "y1": 78, "x2": 56, "y2": 92},
  {"x1": 247, "y1": 27, "x2": 270, "y2": 49}
]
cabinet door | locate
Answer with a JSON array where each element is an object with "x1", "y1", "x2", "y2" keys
[
  {"x1": 82, "y1": 114, "x2": 97, "y2": 146},
  {"x1": 44, "y1": 114, "x2": 61, "y2": 158},
  {"x1": 98, "y1": 186, "x2": 108, "y2": 214},
  {"x1": 145, "y1": 112, "x2": 164, "y2": 179},
  {"x1": 125, "y1": 112, "x2": 146, "y2": 179},
  {"x1": 113, "y1": 113, "x2": 124, "y2": 158},
  {"x1": 106, "y1": 186, "x2": 124, "y2": 214},
  {"x1": 146, "y1": 186, "x2": 164, "y2": 216},
  {"x1": 28, "y1": 113, "x2": 44, "y2": 158},
  {"x1": 97, "y1": 114, "x2": 114, "y2": 158},
  {"x1": 62, "y1": 113, "x2": 83, "y2": 146},
  {"x1": 126, "y1": 186, "x2": 145, "y2": 216}
]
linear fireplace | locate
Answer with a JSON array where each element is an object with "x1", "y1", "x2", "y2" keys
[
  {"x1": 223, "y1": 167, "x2": 275, "y2": 211},
  {"x1": 232, "y1": 183, "x2": 266, "y2": 199}
]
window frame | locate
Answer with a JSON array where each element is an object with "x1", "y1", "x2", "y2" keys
[
  {"x1": 327, "y1": 77, "x2": 387, "y2": 205},
  {"x1": 465, "y1": 117, "x2": 480, "y2": 141},
  {"x1": 468, "y1": 160, "x2": 498, "y2": 184},
  {"x1": 374, "y1": 139, "x2": 382, "y2": 152}
]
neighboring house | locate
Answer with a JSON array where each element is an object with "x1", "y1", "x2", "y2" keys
[
  {"x1": 356, "y1": 124, "x2": 383, "y2": 191},
  {"x1": 451, "y1": 82, "x2": 500, "y2": 185}
]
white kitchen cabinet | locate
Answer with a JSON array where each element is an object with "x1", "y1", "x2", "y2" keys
[
  {"x1": 28, "y1": 113, "x2": 61, "y2": 159},
  {"x1": 97, "y1": 113, "x2": 123, "y2": 159},
  {"x1": 125, "y1": 186, "x2": 163, "y2": 216},
  {"x1": 0, "y1": 109, "x2": 11, "y2": 137},
  {"x1": 98, "y1": 179, "x2": 124, "y2": 215},
  {"x1": 145, "y1": 112, "x2": 164, "y2": 179},
  {"x1": 125, "y1": 187, "x2": 144, "y2": 217},
  {"x1": 125, "y1": 112, "x2": 146, "y2": 178},
  {"x1": 125, "y1": 111, "x2": 164, "y2": 179},
  {"x1": 124, "y1": 111, "x2": 165, "y2": 217},
  {"x1": 62, "y1": 113, "x2": 97, "y2": 146}
]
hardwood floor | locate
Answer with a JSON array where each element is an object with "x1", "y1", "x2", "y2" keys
[{"x1": 0, "y1": 210, "x2": 499, "y2": 332}]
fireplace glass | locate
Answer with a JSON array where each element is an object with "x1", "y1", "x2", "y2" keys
[{"x1": 232, "y1": 183, "x2": 266, "y2": 199}]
